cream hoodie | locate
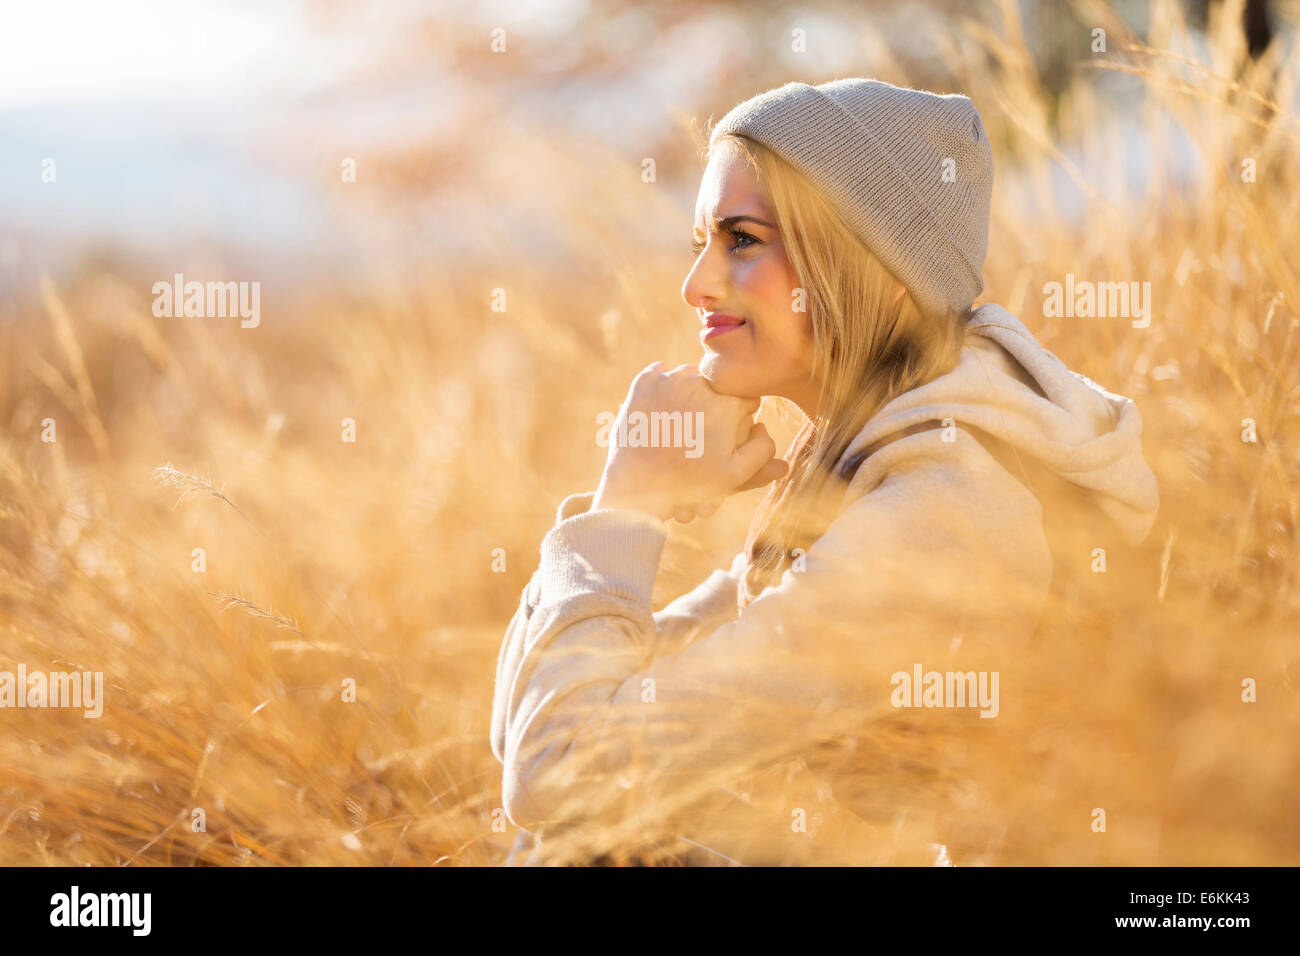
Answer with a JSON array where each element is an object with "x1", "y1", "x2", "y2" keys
[{"x1": 489, "y1": 303, "x2": 1159, "y2": 865}]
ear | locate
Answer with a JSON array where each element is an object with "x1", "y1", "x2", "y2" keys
[{"x1": 892, "y1": 283, "x2": 907, "y2": 305}]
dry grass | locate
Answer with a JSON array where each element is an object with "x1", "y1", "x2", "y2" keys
[{"x1": 0, "y1": 0, "x2": 1297, "y2": 865}]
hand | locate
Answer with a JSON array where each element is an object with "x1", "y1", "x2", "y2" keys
[{"x1": 592, "y1": 362, "x2": 789, "y2": 522}]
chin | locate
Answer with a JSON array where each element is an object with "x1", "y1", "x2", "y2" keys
[{"x1": 699, "y1": 352, "x2": 762, "y2": 399}]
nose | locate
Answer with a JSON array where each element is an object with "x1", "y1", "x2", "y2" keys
[{"x1": 680, "y1": 240, "x2": 727, "y2": 313}]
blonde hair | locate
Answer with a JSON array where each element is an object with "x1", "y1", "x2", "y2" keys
[{"x1": 710, "y1": 132, "x2": 969, "y2": 607}]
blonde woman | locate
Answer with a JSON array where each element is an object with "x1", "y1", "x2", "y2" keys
[{"x1": 490, "y1": 78, "x2": 1159, "y2": 865}]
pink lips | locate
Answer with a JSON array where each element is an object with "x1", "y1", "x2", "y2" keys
[{"x1": 700, "y1": 313, "x2": 746, "y2": 343}]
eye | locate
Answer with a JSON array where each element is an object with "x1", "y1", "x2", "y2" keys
[{"x1": 690, "y1": 229, "x2": 761, "y2": 257}]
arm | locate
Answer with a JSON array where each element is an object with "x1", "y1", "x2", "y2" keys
[
  {"x1": 490, "y1": 491, "x2": 744, "y2": 766},
  {"x1": 494, "y1": 451, "x2": 1053, "y2": 833}
]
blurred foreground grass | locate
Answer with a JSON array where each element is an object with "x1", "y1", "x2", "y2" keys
[{"x1": 0, "y1": 0, "x2": 1297, "y2": 864}]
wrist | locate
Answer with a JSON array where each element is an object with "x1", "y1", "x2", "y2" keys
[{"x1": 593, "y1": 470, "x2": 671, "y2": 522}]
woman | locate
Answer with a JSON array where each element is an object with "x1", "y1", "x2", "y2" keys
[{"x1": 490, "y1": 78, "x2": 1159, "y2": 865}]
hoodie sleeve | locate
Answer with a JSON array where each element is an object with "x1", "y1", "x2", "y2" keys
[
  {"x1": 489, "y1": 492, "x2": 744, "y2": 766},
  {"x1": 491, "y1": 434, "x2": 1054, "y2": 832}
]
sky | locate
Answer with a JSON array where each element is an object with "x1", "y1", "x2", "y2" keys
[
  {"x1": 0, "y1": 1, "x2": 400, "y2": 290},
  {"x1": 0, "y1": 0, "x2": 1283, "y2": 299},
  {"x1": 0, "y1": 1, "x2": 358, "y2": 108}
]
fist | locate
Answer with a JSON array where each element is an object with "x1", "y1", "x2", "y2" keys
[{"x1": 593, "y1": 362, "x2": 789, "y2": 522}]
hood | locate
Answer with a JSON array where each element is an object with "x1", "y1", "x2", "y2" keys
[{"x1": 838, "y1": 302, "x2": 1160, "y2": 546}]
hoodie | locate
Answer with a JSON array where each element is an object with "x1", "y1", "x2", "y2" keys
[{"x1": 489, "y1": 302, "x2": 1160, "y2": 865}]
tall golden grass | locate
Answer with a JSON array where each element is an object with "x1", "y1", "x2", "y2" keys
[{"x1": 1, "y1": 0, "x2": 1296, "y2": 864}]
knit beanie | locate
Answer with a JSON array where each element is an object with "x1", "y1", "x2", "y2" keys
[{"x1": 708, "y1": 78, "x2": 994, "y2": 320}]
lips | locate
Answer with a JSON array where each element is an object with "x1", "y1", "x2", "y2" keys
[{"x1": 701, "y1": 313, "x2": 746, "y2": 343}]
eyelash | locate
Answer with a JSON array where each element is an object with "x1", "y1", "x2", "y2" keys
[{"x1": 691, "y1": 229, "x2": 760, "y2": 257}]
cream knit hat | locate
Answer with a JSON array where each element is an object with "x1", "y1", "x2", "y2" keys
[{"x1": 709, "y1": 78, "x2": 994, "y2": 320}]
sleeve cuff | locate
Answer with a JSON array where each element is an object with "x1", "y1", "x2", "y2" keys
[{"x1": 539, "y1": 507, "x2": 667, "y2": 606}]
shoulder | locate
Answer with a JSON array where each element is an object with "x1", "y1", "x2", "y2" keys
[
  {"x1": 817, "y1": 424, "x2": 1052, "y2": 629},
  {"x1": 843, "y1": 421, "x2": 1043, "y2": 532}
]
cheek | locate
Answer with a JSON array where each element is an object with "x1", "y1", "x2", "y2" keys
[{"x1": 744, "y1": 257, "x2": 812, "y2": 362}]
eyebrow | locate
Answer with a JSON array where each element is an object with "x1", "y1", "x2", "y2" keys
[{"x1": 693, "y1": 214, "x2": 775, "y2": 236}]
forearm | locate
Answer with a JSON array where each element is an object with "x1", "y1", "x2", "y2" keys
[
  {"x1": 490, "y1": 492, "x2": 668, "y2": 763},
  {"x1": 489, "y1": 574, "x2": 538, "y2": 765},
  {"x1": 495, "y1": 506, "x2": 668, "y2": 828}
]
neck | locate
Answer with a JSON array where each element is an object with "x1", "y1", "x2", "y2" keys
[{"x1": 778, "y1": 377, "x2": 825, "y2": 421}]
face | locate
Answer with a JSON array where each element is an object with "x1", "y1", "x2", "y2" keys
[{"x1": 682, "y1": 139, "x2": 819, "y2": 414}]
